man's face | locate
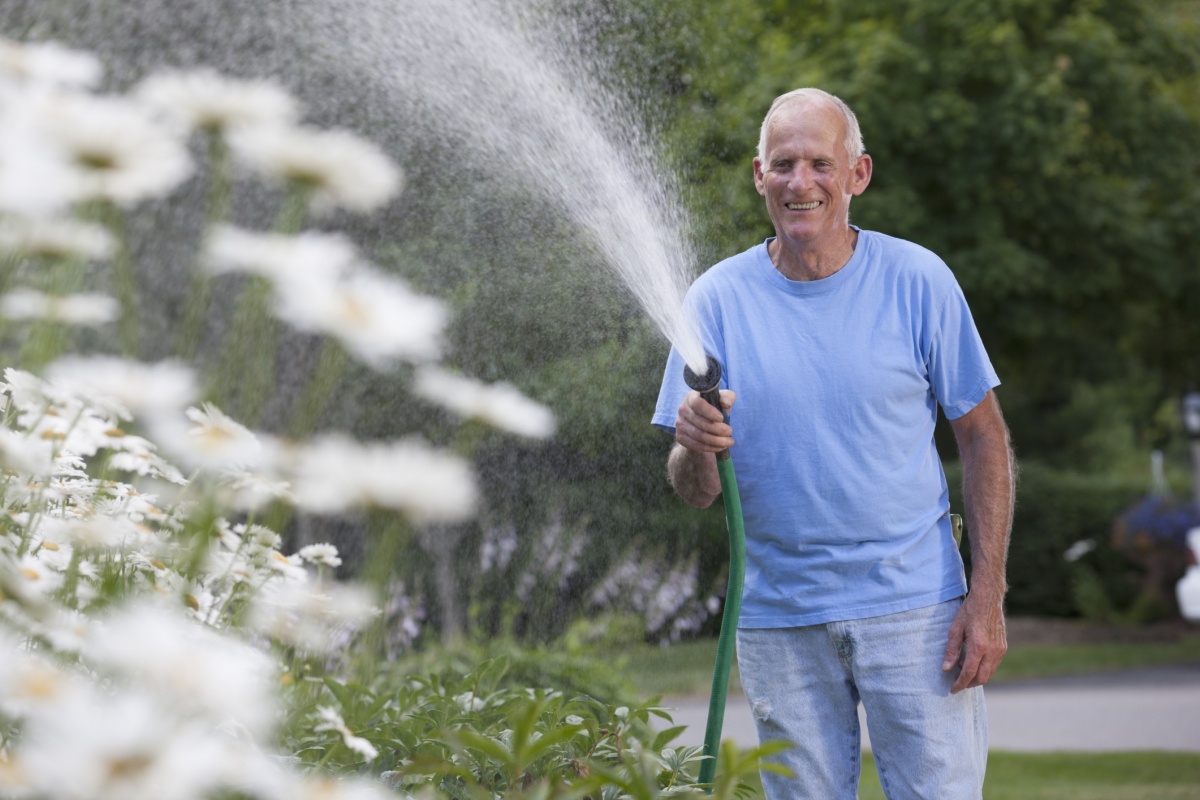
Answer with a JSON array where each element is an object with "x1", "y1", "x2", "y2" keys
[{"x1": 752, "y1": 100, "x2": 870, "y2": 250}]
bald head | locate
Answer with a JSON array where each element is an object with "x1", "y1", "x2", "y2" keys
[{"x1": 757, "y1": 89, "x2": 865, "y2": 166}]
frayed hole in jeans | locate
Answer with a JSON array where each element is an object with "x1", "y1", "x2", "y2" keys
[{"x1": 751, "y1": 700, "x2": 772, "y2": 722}]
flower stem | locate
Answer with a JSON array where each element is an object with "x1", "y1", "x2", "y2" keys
[
  {"x1": 176, "y1": 131, "x2": 233, "y2": 359},
  {"x1": 102, "y1": 204, "x2": 141, "y2": 357},
  {"x1": 211, "y1": 275, "x2": 278, "y2": 427},
  {"x1": 276, "y1": 184, "x2": 311, "y2": 234},
  {"x1": 288, "y1": 339, "x2": 347, "y2": 438}
]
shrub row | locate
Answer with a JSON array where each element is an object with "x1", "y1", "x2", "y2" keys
[{"x1": 947, "y1": 459, "x2": 1155, "y2": 618}]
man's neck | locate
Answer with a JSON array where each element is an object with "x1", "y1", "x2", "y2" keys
[{"x1": 769, "y1": 227, "x2": 859, "y2": 282}]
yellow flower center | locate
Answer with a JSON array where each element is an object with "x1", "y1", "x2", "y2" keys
[
  {"x1": 336, "y1": 295, "x2": 370, "y2": 325},
  {"x1": 20, "y1": 672, "x2": 59, "y2": 699},
  {"x1": 104, "y1": 754, "x2": 154, "y2": 782}
]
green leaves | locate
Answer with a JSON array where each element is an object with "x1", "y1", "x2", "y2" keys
[{"x1": 283, "y1": 658, "x2": 768, "y2": 799}]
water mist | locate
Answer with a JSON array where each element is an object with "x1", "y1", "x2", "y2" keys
[{"x1": 294, "y1": 0, "x2": 711, "y2": 373}]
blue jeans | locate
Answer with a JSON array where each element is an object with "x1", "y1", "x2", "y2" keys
[{"x1": 736, "y1": 598, "x2": 987, "y2": 800}]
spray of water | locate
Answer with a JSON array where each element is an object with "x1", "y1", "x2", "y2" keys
[{"x1": 294, "y1": 0, "x2": 710, "y2": 374}]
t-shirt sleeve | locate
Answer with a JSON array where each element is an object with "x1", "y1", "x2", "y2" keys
[{"x1": 927, "y1": 280, "x2": 1000, "y2": 420}]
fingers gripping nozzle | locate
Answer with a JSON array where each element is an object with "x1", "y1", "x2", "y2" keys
[{"x1": 683, "y1": 355, "x2": 730, "y2": 461}]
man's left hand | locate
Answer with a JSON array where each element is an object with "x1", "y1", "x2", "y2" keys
[{"x1": 942, "y1": 590, "x2": 1007, "y2": 694}]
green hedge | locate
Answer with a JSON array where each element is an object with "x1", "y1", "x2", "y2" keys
[{"x1": 946, "y1": 459, "x2": 1149, "y2": 617}]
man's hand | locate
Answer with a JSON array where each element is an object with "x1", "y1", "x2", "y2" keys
[
  {"x1": 674, "y1": 389, "x2": 736, "y2": 454},
  {"x1": 942, "y1": 590, "x2": 1008, "y2": 693},
  {"x1": 667, "y1": 390, "x2": 736, "y2": 508}
]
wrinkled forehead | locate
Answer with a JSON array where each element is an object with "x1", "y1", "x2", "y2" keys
[{"x1": 763, "y1": 98, "x2": 847, "y2": 154}]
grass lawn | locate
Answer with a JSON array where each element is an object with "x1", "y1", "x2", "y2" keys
[
  {"x1": 728, "y1": 753, "x2": 1200, "y2": 799},
  {"x1": 623, "y1": 627, "x2": 1200, "y2": 698},
  {"x1": 853, "y1": 752, "x2": 1200, "y2": 799}
]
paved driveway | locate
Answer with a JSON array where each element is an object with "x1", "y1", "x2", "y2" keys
[{"x1": 657, "y1": 663, "x2": 1200, "y2": 752}]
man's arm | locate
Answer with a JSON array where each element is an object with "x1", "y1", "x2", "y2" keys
[
  {"x1": 942, "y1": 389, "x2": 1016, "y2": 693},
  {"x1": 667, "y1": 389, "x2": 736, "y2": 509}
]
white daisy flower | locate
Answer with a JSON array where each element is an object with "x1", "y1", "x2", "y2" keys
[
  {"x1": 274, "y1": 266, "x2": 446, "y2": 367},
  {"x1": 20, "y1": 91, "x2": 192, "y2": 206},
  {"x1": 0, "y1": 644, "x2": 73, "y2": 719},
  {"x1": 0, "y1": 124, "x2": 86, "y2": 215},
  {"x1": 298, "y1": 543, "x2": 341, "y2": 567},
  {"x1": 134, "y1": 69, "x2": 299, "y2": 133},
  {"x1": 314, "y1": 705, "x2": 379, "y2": 761},
  {"x1": 215, "y1": 465, "x2": 293, "y2": 512},
  {"x1": 287, "y1": 433, "x2": 476, "y2": 521},
  {"x1": 87, "y1": 601, "x2": 279, "y2": 736},
  {"x1": 248, "y1": 579, "x2": 377, "y2": 653},
  {"x1": 9, "y1": 552, "x2": 65, "y2": 599},
  {"x1": 0, "y1": 288, "x2": 118, "y2": 326},
  {"x1": 227, "y1": 124, "x2": 402, "y2": 212},
  {"x1": 204, "y1": 224, "x2": 356, "y2": 284},
  {"x1": 268, "y1": 773, "x2": 396, "y2": 800},
  {"x1": 212, "y1": 517, "x2": 246, "y2": 552},
  {"x1": 59, "y1": 512, "x2": 154, "y2": 550},
  {"x1": 414, "y1": 365, "x2": 557, "y2": 439},
  {"x1": 146, "y1": 402, "x2": 263, "y2": 472},
  {"x1": 16, "y1": 404, "x2": 108, "y2": 455},
  {"x1": 107, "y1": 449, "x2": 188, "y2": 485},
  {"x1": 3, "y1": 366, "x2": 67, "y2": 411},
  {"x1": 240, "y1": 522, "x2": 283, "y2": 552},
  {"x1": 267, "y1": 550, "x2": 307, "y2": 581},
  {"x1": 32, "y1": 538, "x2": 72, "y2": 571},
  {"x1": 40, "y1": 608, "x2": 94, "y2": 654},
  {"x1": 0, "y1": 216, "x2": 113, "y2": 261},
  {"x1": 0, "y1": 38, "x2": 101, "y2": 88},
  {"x1": 0, "y1": 427, "x2": 54, "y2": 475},
  {"x1": 19, "y1": 683, "x2": 237, "y2": 800},
  {"x1": 44, "y1": 356, "x2": 198, "y2": 419}
]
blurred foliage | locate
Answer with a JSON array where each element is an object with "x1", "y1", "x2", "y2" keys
[
  {"x1": 380, "y1": 640, "x2": 641, "y2": 708},
  {"x1": 386, "y1": 0, "x2": 1200, "y2": 627},
  {"x1": 946, "y1": 459, "x2": 1181, "y2": 618},
  {"x1": 21, "y1": 0, "x2": 1200, "y2": 628}
]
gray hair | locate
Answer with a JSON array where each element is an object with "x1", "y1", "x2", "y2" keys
[{"x1": 756, "y1": 88, "x2": 865, "y2": 164}]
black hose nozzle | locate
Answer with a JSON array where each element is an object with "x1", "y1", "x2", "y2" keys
[
  {"x1": 683, "y1": 355, "x2": 730, "y2": 460},
  {"x1": 683, "y1": 353, "x2": 722, "y2": 405}
]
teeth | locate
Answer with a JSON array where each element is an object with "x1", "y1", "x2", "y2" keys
[{"x1": 787, "y1": 201, "x2": 820, "y2": 210}]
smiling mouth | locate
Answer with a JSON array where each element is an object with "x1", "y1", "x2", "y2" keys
[{"x1": 785, "y1": 201, "x2": 820, "y2": 210}]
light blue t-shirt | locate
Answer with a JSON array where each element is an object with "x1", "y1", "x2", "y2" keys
[{"x1": 652, "y1": 230, "x2": 999, "y2": 628}]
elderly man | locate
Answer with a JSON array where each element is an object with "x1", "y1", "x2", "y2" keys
[{"x1": 652, "y1": 88, "x2": 1015, "y2": 799}]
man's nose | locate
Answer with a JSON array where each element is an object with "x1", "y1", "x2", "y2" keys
[{"x1": 786, "y1": 164, "x2": 814, "y2": 190}]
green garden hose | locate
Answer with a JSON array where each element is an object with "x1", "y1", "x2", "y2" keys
[
  {"x1": 698, "y1": 455, "x2": 745, "y2": 790},
  {"x1": 682, "y1": 356, "x2": 747, "y2": 792}
]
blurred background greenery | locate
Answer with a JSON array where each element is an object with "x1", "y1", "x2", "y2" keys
[{"x1": 6, "y1": 0, "x2": 1200, "y2": 647}]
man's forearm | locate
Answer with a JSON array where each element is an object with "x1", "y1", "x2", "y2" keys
[
  {"x1": 943, "y1": 393, "x2": 1016, "y2": 691},
  {"x1": 961, "y1": 416, "x2": 1016, "y2": 599},
  {"x1": 668, "y1": 443, "x2": 721, "y2": 509}
]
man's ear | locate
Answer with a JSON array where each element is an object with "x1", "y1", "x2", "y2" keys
[
  {"x1": 850, "y1": 154, "x2": 873, "y2": 196},
  {"x1": 752, "y1": 157, "x2": 767, "y2": 197}
]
